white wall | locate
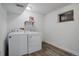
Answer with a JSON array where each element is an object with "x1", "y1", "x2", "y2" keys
[
  {"x1": 0, "y1": 4, "x2": 7, "y2": 56},
  {"x1": 7, "y1": 10, "x2": 44, "y2": 39},
  {"x1": 44, "y1": 4, "x2": 79, "y2": 55}
]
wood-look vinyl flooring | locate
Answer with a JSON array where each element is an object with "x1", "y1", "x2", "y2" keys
[{"x1": 23, "y1": 42, "x2": 75, "y2": 56}]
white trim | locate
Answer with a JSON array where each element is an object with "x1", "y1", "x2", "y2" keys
[{"x1": 44, "y1": 40, "x2": 79, "y2": 55}]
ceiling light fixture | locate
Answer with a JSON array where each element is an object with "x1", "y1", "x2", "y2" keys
[{"x1": 26, "y1": 6, "x2": 32, "y2": 10}]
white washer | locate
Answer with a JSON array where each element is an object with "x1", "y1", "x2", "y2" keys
[
  {"x1": 8, "y1": 32, "x2": 42, "y2": 56},
  {"x1": 8, "y1": 32, "x2": 28, "y2": 56}
]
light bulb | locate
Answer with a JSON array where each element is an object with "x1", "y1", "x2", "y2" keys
[{"x1": 26, "y1": 7, "x2": 32, "y2": 10}]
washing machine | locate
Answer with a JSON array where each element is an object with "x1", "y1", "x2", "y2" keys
[{"x1": 8, "y1": 32, "x2": 28, "y2": 56}]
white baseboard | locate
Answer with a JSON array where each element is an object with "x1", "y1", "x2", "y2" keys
[{"x1": 44, "y1": 40, "x2": 79, "y2": 56}]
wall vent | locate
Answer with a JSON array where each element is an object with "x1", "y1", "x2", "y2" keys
[{"x1": 16, "y1": 4, "x2": 24, "y2": 8}]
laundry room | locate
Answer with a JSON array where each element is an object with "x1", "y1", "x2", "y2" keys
[{"x1": 0, "y1": 3, "x2": 79, "y2": 56}]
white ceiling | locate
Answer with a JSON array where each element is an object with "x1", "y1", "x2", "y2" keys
[
  {"x1": 1, "y1": 3, "x2": 71, "y2": 15},
  {"x1": 26, "y1": 3, "x2": 71, "y2": 15},
  {"x1": 2, "y1": 3, "x2": 28, "y2": 14}
]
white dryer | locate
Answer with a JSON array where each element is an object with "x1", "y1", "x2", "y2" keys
[{"x1": 27, "y1": 31, "x2": 42, "y2": 54}]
